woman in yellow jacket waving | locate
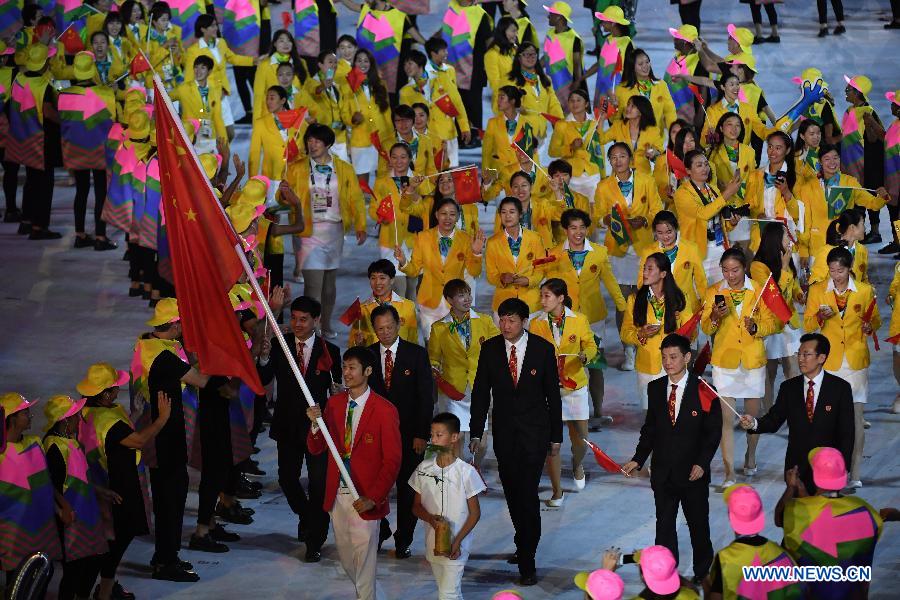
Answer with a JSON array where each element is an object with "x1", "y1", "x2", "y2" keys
[
  {"x1": 485, "y1": 196, "x2": 546, "y2": 314},
  {"x1": 529, "y1": 278, "x2": 597, "y2": 505},
  {"x1": 701, "y1": 248, "x2": 782, "y2": 489},
  {"x1": 804, "y1": 246, "x2": 880, "y2": 488}
]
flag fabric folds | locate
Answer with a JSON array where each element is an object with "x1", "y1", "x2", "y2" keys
[
  {"x1": 583, "y1": 439, "x2": 623, "y2": 474},
  {"x1": 451, "y1": 166, "x2": 482, "y2": 205},
  {"x1": 759, "y1": 275, "x2": 793, "y2": 324},
  {"x1": 339, "y1": 298, "x2": 362, "y2": 326}
]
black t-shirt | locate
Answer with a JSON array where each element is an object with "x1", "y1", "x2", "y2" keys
[
  {"x1": 105, "y1": 420, "x2": 149, "y2": 538},
  {"x1": 45, "y1": 443, "x2": 66, "y2": 494},
  {"x1": 709, "y1": 535, "x2": 769, "y2": 594},
  {"x1": 148, "y1": 348, "x2": 191, "y2": 467}
]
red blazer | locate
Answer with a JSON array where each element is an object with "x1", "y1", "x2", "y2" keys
[{"x1": 307, "y1": 389, "x2": 402, "y2": 520}]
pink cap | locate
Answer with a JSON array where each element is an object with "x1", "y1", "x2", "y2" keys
[
  {"x1": 640, "y1": 545, "x2": 680, "y2": 595},
  {"x1": 724, "y1": 484, "x2": 765, "y2": 535},
  {"x1": 809, "y1": 447, "x2": 847, "y2": 491},
  {"x1": 886, "y1": 91, "x2": 899, "y2": 106},
  {"x1": 586, "y1": 569, "x2": 625, "y2": 600}
]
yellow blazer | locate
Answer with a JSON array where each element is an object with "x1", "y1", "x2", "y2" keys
[
  {"x1": 519, "y1": 79, "x2": 563, "y2": 140},
  {"x1": 544, "y1": 241, "x2": 627, "y2": 323},
  {"x1": 700, "y1": 278, "x2": 783, "y2": 370},
  {"x1": 548, "y1": 118, "x2": 604, "y2": 177},
  {"x1": 484, "y1": 47, "x2": 514, "y2": 109},
  {"x1": 749, "y1": 262, "x2": 802, "y2": 330},
  {"x1": 804, "y1": 279, "x2": 880, "y2": 371},
  {"x1": 248, "y1": 116, "x2": 296, "y2": 179},
  {"x1": 592, "y1": 172, "x2": 663, "y2": 257},
  {"x1": 700, "y1": 99, "x2": 769, "y2": 147},
  {"x1": 620, "y1": 292, "x2": 689, "y2": 375},
  {"x1": 138, "y1": 23, "x2": 184, "y2": 84},
  {"x1": 370, "y1": 176, "x2": 415, "y2": 249},
  {"x1": 401, "y1": 228, "x2": 483, "y2": 309},
  {"x1": 550, "y1": 186, "x2": 593, "y2": 244},
  {"x1": 529, "y1": 307, "x2": 597, "y2": 390},
  {"x1": 171, "y1": 80, "x2": 227, "y2": 141},
  {"x1": 340, "y1": 85, "x2": 393, "y2": 149},
  {"x1": 398, "y1": 67, "x2": 469, "y2": 142},
  {"x1": 485, "y1": 228, "x2": 545, "y2": 312},
  {"x1": 376, "y1": 132, "x2": 439, "y2": 178},
  {"x1": 482, "y1": 112, "x2": 532, "y2": 182},
  {"x1": 428, "y1": 310, "x2": 500, "y2": 393},
  {"x1": 889, "y1": 263, "x2": 900, "y2": 341},
  {"x1": 401, "y1": 195, "x2": 480, "y2": 234},
  {"x1": 637, "y1": 240, "x2": 707, "y2": 314},
  {"x1": 303, "y1": 75, "x2": 348, "y2": 146},
  {"x1": 280, "y1": 156, "x2": 366, "y2": 238},
  {"x1": 183, "y1": 39, "x2": 254, "y2": 96},
  {"x1": 708, "y1": 142, "x2": 756, "y2": 198},
  {"x1": 672, "y1": 180, "x2": 729, "y2": 261},
  {"x1": 490, "y1": 197, "x2": 563, "y2": 250},
  {"x1": 354, "y1": 294, "x2": 419, "y2": 347},
  {"x1": 107, "y1": 36, "x2": 136, "y2": 66},
  {"x1": 614, "y1": 80, "x2": 677, "y2": 135},
  {"x1": 252, "y1": 57, "x2": 305, "y2": 122},
  {"x1": 744, "y1": 168, "x2": 801, "y2": 252},
  {"x1": 796, "y1": 173, "x2": 885, "y2": 258},
  {"x1": 600, "y1": 119, "x2": 663, "y2": 176},
  {"x1": 809, "y1": 242, "x2": 870, "y2": 285}
]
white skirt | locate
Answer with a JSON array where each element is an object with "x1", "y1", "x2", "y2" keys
[
  {"x1": 611, "y1": 247, "x2": 639, "y2": 284},
  {"x1": 418, "y1": 297, "x2": 450, "y2": 342},
  {"x1": 827, "y1": 357, "x2": 869, "y2": 404},
  {"x1": 350, "y1": 144, "x2": 378, "y2": 175},
  {"x1": 637, "y1": 368, "x2": 666, "y2": 410},
  {"x1": 712, "y1": 364, "x2": 765, "y2": 399},
  {"x1": 331, "y1": 142, "x2": 349, "y2": 164},
  {"x1": 569, "y1": 173, "x2": 603, "y2": 199},
  {"x1": 561, "y1": 386, "x2": 590, "y2": 421},
  {"x1": 439, "y1": 388, "x2": 472, "y2": 431},
  {"x1": 222, "y1": 96, "x2": 235, "y2": 127},
  {"x1": 299, "y1": 221, "x2": 345, "y2": 270},
  {"x1": 764, "y1": 323, "x2": 801, "y2": 360},
  {"x1": 703, "y1": 241, "x2": 725, "y2": 284},
  {"x1": 445, "y1": 138, "x2": 459, "y2": 168}
]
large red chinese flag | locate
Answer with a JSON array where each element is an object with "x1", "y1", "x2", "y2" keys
[
  {"x1": 451, "y1": 166, "x2": 482, "y2": 205},
  {"x1": 152, "y1": 77, "x2": 264, "y2": 394},
  {"x1": 760, "y1": 275, "x2": 792, "y2": 324}
]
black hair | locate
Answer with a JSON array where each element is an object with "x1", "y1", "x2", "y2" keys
[
  {"x1": 272, "y1": 29, "x2": 309, "y2": 84},
  {"x1": 352, "y1": 48, "x2": 389, "y2": 111},
  {"x1": 561, "y1": 208, "x2": 591, "y2": 229},
  {"x1": 626, "y1": 95, "x2": 657, "y2": 131},
  {"x1": 103, "y1": 11, "x2": 123, "y2": 33},
  {"x1": 498, "y1": 85, "x2": 523, "y2": 108},
  {"x1": 343, "y1": 346, "x2": 376, "y2": 371},
  {"x1": 149, "y1": 3, "x2": 171, "y2": 23},
  {"x1": 153, "y1": 322, "x2": 177, "y2": 333},
  {"x1": 510, "y1": 42, "x2": 551, "y2": 88},
  {"x1": 412, "y1": 102, "x2": 430, "y2": 117},
  {"x1": 825, "y1": 209, "x2": 864, "y2": 246},
  {"x1": 794, "y1": 119, "x2": 822, "y2": 154},
  {"x1": 194, "y1": 13, "x2": 216, "y2": 38},
  {"x1": 23, "y1": 3, "x2": 42, "y2": 25},
  {"x1": 488, "y1": 16, "x2": 518, "y2": 54},
  {"x1": 568, "y1": 88, "x2": 590, "y2": 106},
  {"x1": 316, "y1": 49, "x2": 335, "y2": 65},
  {"x1": 370, "y1": 303, "x2": 400, "y2": 326},
  {"x1": 667, "y1": 118, "x2": 692, "y2": 150},
  {"x1": 674, "y1": 127, "x2": 698, "y2": 161},
  {"x1": 425, "y1": 37, "x2": 448, "y2": 57},
  {"x1": 607, "y1": 141, "x2": 633, "y2": 159},
  {"x1": 367, "y1": 258, "x2": 396, "y2": 279},
  {"x1": 405, "y1": 49, "x2": 427, "y2": 69},
  {"x1": 621, "y1": 48, "x2": 659, "y2": 89},
  {"x1": 290, "y1": 295, "x2": 322, "y2": 318},
  {"x1": 337, "y1": 34, "x2": 357, "y2": 47},
  {"x1": 430, "y1": 196, "x2": 461, "y2": 228},
  {"x1": 497, "y1": 298, "x2": 530, "y2": 321},
  {"x1": 712, "y1": 111, "x2": 745, "y2": 154},
  {"x1": 714, "y1": 72, "x2": 741, "y2": 103},
  {"x1": 719, "y1": 247, "x2": 747, "y2": 268},
  {"x1": 753, "y1": 222, "x2": 797, "y2": 286},
  {"x1": 548, "y1": 159, "x2": 573, "y2": 177},
  {"x1": 193, "y1": 54, "x2": 215, "y2": 71},
  {"x1": 509, "y1": 171, "x2": 533, "y2": 186},
  {"x1": 766, "y1": 131, "x2": 797, "y2": 189},
  {"x1": 825, "y1": 246, "x2": 853, "y2": 269},
  {"x1": 540, "y1": 278, "x2": 572, "y2": 309},
  {"x1": 633, "y1": 253, "x2": 686, "y2": 333},
  {"x1": 432, "y1": 412, "x2": 461, "y2": 434},
  {"x1": 683, "y1": 149, "x2": 707, "y2": 172},
  {"x1": 799, "y1": 332, "x2": 830, "y2": 357},
  {"x1": 652, "y1": 210, "x2": 679, "y2": 230},
  {"x1": 442, "y1": 278, "x2": 471, "y2": 299},
  {"x1": 120, "y1": 1, "x2": 145, "y2": 23},
  {"x1": 266, "y1": 85, "x2": 288, "y2": 102},
  {"x1": 304, "y1": 123, "x2": 336, "y2": 148},
  {"x1": 393, "y1": 104, "x2": 415, "y2": 121},
  {"x1": 90, "y1": 30, "x2": 108, "y2": 45},
  {"x1": 660, "y1": 333, "x2": 691, "y2": 356},
  {"x1": 818, "y1": 142, "x2": 840, "y2": 162},
  {"x1": 498, "y1": 196, "x2": 523, "y2": 214},
  {"x1": 388, "y1": 142, "x2": 411, "y2": 160}
]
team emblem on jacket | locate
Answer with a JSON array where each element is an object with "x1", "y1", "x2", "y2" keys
[
  {"x1": 404, "y1": 369, "x2": 411, "y2": 376},
  {"x1": 853, "y1": 304, "x2": 861, "y2": 312},
  {"x1": 590, "y1": 264, "x2": 598, "y2": 273},
  {"x1": 456, "y1": 252, "x2": 465, "y2": 262},
  {"x1": 527, "y1": 252, "x2": 534, "y2": 260},
  {"x1": 568, "y1": 334, "x2": 577, "y2": 343},
  {"x1": 479, "y1": 336, "x2": 485, "y2": 344}
]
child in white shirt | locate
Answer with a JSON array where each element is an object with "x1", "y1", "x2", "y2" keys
[{"x1": 409, "y1": 413, "x2": 486, "y2": 600}]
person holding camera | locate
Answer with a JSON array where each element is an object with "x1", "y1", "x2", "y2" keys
[{"x1": 744, "y1": 131, "x2": 801, "y2": 253}]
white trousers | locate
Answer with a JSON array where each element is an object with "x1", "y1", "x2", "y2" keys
[
  {"x1": 332, "y1": 490, "x2": 383, "y2": 600},
  {"x1": 429, "y1": 560, "x2": 466, "y2": 600}
]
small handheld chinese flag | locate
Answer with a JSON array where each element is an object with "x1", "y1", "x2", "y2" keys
[
  {"x1": 532, "y1": 255, "x2": 557, "y2": 267},
  {"x1": 434, "y1": 145, "x2": 445, "y2": 171},
  {"x1": 339, "y1": 298, "x2": 362, "y2": 326},
  {"x1": 557, "y1": 357, "x2": 578, "y2": 390},
  {"x1": 697, "y1": 378, "x2": 718, "y2": 413},
  {"x1": 434, "y1": 94, "x2": 459, "y2": 118},
  {"x1": 759, "y1": 275, "x2": 793, "y2": 324},
  {"x1": 375, "y1": 195, "x2": 395, "y2": 224},
  {"x1": 316, "y1": 337, "x2": 334, "y2": 372},
  {"x1": 284, "y1": 137, "x2": 301, "y2": 163},
  {"x1": 541, "y1": 112, "x2": 561, "y2": 126},
  {"x1": 583, "y1": 439, "x2": 623, "y2": 473},
  {"x1": 347, "y1": 67, "x2": 366, "y2": 93},
  {"x1": 451, "y1": 166, "x2": 482, "y2": 205},
  {"x1": 433, "y1": 368, "x2": 465, "y2": 400},
  {"x1": 370, "y1": 131, "x2": 387, "y2": 159},
  {"x1": 667, "y1": 149, "x2": 688, "y2": 180},
  {"x1": 276, "y1": 107, "x2": 306, "y2": 130},
  {"x1": 689, "y1": 84, "x2": 705, "y2": 106},
  {"x1": 675, "y1": 308, "x2": 703, "y2": 339},
  {"x1": 692, "y1": 341, "x2": 712, "y2": 375},
  {"x1": 130, "y1": 52, "x2": 152, "y2": 78},
  {"x1": 861, "y1": 297, "x2": 880, "y2": 351},
  {"x1": 59, "y1": 27, "x2": 84, "y2": 54}
]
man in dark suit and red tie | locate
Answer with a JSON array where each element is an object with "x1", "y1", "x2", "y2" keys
[
  {"x1": 469, "y1": 298, "x2": 563, "y2": 587},
  {"x1": 306, "y1": 346, "x2": 402, "y2": 600},
  {"x1": 740, "y1": 332, "x2": 855, "y2": 493},
  {"x1": 366, "y1": 304, "x2": 434, "y2": 559},
  {"x1": 622, "y1": 333, "x2": 723, "y2": 586}
]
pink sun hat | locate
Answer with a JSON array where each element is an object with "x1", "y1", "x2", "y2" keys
[
  {"x1": 0, "y1": 392, "x2": 41, "y2": 417},
  {"x1": 724, "y1": 484, "x2": 765, "y2": 535},
  {"x1": 574, "y1": 568, "x2": 625, "y2": 600},
  {"x1": 639, "y1": 545, "x2": 680, "y2": 595},
  {"x1": 843, "y1": 74, "x2": 872, "y2": 101},
  {"x1": 809, "y1": 447, "x2": 847, "y2": 491},
  {"x1": 886, "y1": 90, "x2": 900, "y2": 106},
  {"x1": 543, "y1": 2, "x2": 572, "y2": 23},
  {"x1": 668, "y1": 25, "x2": 699, "y2": 43},
  {"x1": 76, "y1": 363, "x2": 129, "y2": 397}
]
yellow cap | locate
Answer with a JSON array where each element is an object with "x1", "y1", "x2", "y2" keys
[
  {"x1": 43, "y1": 395, "x2": 86, "y2": 432},
  {"x1": 729, "y1": 52, "x2": 757, "y2": 73},
  {"x1": 198, "y1": 153, "x2": 221, "y2": 179},
  {"x1": 73, "y1": 50, "x2": 97, "y2": 81},
  {"x1": 727, "y1": 24, "x2": 754, "y2": 53},
  {"x1": 25, "y1": 43, "x2": 49, "y2": 72},
  {"x1": 226, "y1": 202, "x2": 264, "y2": 233},
  {"x1": 238, "y1": 176, "x2": 270, "y2": 206},
  {"x1": 669, "y1": 25, "x2": 699, "y2": 43},
  {"x1": 843, "y1": 74, "x2": 872, "y2": 100},
  {"x1": 594, "y1": 6, "x2": 629, "y2": 26},
  {"x1": 128, "y1": 110, "x2": 151, "y2": 140},
  {"x1": 75, "y1": 362, "x2": 129, "y2": 397},
  {"x1": 0, "y1": 392, "x2": 39, "y2": 417},
  {"x1": 146, "y1": 297, "x2": 180, "y2": 326},
  {"x1": 543, "y1": 2, "x2": 572, "y2": 23}
]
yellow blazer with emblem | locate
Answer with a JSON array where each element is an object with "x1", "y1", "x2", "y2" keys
[
  {"x1": 621, "y1": 292, "x2": 689, "y2": 375},
  {"x1": 709, "y1": 142, "x2": 756, "y2": 199},
  {"x1": 304, "y1": 75, "x2": 348, "y2": 147},
  {"x1": 592, "y1": 172, "x2": 663, "y2": 257},
  {"x1": 249, "y1": 116, "x2": 299, "y2": 179},
  {"x1": 808, "y1": 242, "x2": 869, "y2": 286},
  {"x1": 428, "y1": 311, "x2": 499, "y2": 393},
  {"x1": 888, "y1": 263, "x2": 900, "y2": 341},
  {"x1": 401, "y1": 195, "x2": 480, "y2": 234},
  {"x1": 528, "y1": 307, "x2": 597, "y2": 390},
  {"x1": 544, "y1": 241, "x2": 627, "y2": 323},
  {"x1": 484, "y1": 47, "x2": 514, "y2": 111},
  {"x1": 804, "y1": 279, "x2": 880, "y2": 371},
  {"x1": 482, "y1": 113, "x2": 535, "y2": 183},
  {"x1": 184, "y1": 39, "x2": 254, "y2": 96},
  {"x1": 614, "y1": 80, "x2": 677, "y2": 136},
  {"x1": 749, "y1": 261, "x2": 802, "y2": 330},
  {"x1": 398, "y1": 66, "x2": 469, "y2": 142},
  {"x1": 340, "y1": 85, "x2": 393, "y2": 149},
  {"x1": 485, "y1": 228, "x2": 545, "y2": 312},
  {"x1": 376, "y1": 132, "x2": 439, "y2": 178},
  {"x1": 280, "y1": 156, "x2": 366, "y2": 238},
  {"x1": 600, "y1": 119, "x2": 663, "y2": 176},
  {"x1": 490, "y1": 196, "x2": 563, "y2": 250},
  {"x1": 548, "y1": 118, "x2": 604, "y2": 177},
  {"x1": 370, "y1": 175, "x2": 415, "y2": 249},
  {"x1": 744, "y1": 168, "x2": 801, "y2": 252},
  {"x1": 401, "y1": 228, "x2": 483, "y2": 309},
  {"x1": 637, "y1": 239, "x2": 708, "y2": 314},
  {"x1": 354, "y1": 294, "x2": 419, "y2": 348},
  {"x1": 700, "y1": 99, "x2": 769, "y2": 147},
  {"x1": 700, "y1": 278, "x2": 783, "y2": 370},
  {"x1": 171, "y1": 80, "x2": 228, "y2": 141},
  {"x1": 673, "y1": 180, "x2": 729, "y2": 261}
]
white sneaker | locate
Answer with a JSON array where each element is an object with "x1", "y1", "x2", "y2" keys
[
  {"x1": 573, "y1": 467, "x2": 586, "y2": 490},
  {"x1": 892, "y1": 395, "x2": 900, "y2": 414},
  {"x1": 863, "y1": 420, "x2": 871, "y2": 429},
  {"x1": 546, "y1": 493, "x2": 565, "y2": 507},
  {"x1": 622, "y1": 346, "x2": 636, "y2": 371},
  {"x1": 718, "y1": 480, "x2": 736, "y2": 492},
  {"x1": 847, "y1": 480, "x2": 862, "y2": 489}
]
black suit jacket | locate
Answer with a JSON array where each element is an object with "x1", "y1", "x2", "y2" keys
[
  {"x1": 258, "y1": 333, "x2": 342, "y2": 442},
  {"x1": 752, "y1": 372, "x2": 854, "y2": 479},
  {"x1": 470, "y1": 333, "x2": 563, "y2": 458},
  {"x1": 368, "y1": 338, "x2": 434, "y2": 441},
  {"x1": 632, "y1": 374, "x2": 723, "y2": 487}
]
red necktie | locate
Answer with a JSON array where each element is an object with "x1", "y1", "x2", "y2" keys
[
  {"x1": 668, "y1": 384, "x2": 677, "y2": 426},
  {"x1": 384, "y1": 348, "x2": 394, "y2": 391},
  {"x1": 806, "y1": 380, "x2": 815, "y2": 422},
  {"x1": 298, "y1": 343, "x2": 307, "y2": 376},
  {"x1": 509, "y1": 345, "x2": 518, "y2": 387}
]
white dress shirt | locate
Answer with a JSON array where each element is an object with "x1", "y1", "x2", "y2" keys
[
  {"x1": 504, "y1": 331, "x2": 529, "y2": 383},
  {"x1": 666, "y1": 370, "x2": 689, "y2": 422},
  {"x1": 380, "y1": 337, "x2": 401, "y2": 379}
]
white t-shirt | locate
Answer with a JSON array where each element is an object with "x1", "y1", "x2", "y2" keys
[{"x1": 408, "y1": 456, "x2": 486, "y2": 564}]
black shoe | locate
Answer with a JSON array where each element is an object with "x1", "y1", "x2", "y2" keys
[
  {"x1": 818, "y1": 27, "x2": 829, "y2": 37},
  {"x1": 305, "y1": 549, "x2": 322, "y2": 563},
  {"x1": 235, "y1": 485, "x2": 262, "y2": 500},
  {"x1": 28, "y1": 229, "x2": 62, "y2": 240},
  {"x1": 16, "y1": 222, "x2": 30, "y2": 234},
  {"x1": 518, "y1": 572, "x2": 538, "y2": 586},
  {"x1": 885, "y1": 21, "x2": 900, "y2": 29},
  {"x1": 189, "y1": 533, "x2": 229, "y2": 553},
  {"x1": 297, "y1": 521, "x2": 306, "y2": 543},
  {"x1": 3, "y1": 209, "x2": 21, "y2": 223},
  {"x1": 753, "y1": 35, "x2": 767, "y2": 45},
  {"x1": 765, "y1": 35, "x2": 780, "y2": 43},
  {"x1": 74, "y1": 234, "x2": 95, "y2": 248},
  {"x1": 235, "y1": 114, "x2": 253, "y2": 125},
  {"x1": 95, "y1": 238, "x2": 118, "y2": 251},
  {"x1": 395, "y1": 546, "x2": 411, "y2": 559},
  {"x1": 377, "y1": 519, "x2": 392, "y2": 550},
  {"x1": 152, "y1": 562, "x2": 200, "y2": 582},
  {"x1": 231, "y1": 499, "x2": 255, "y2": 515},
  {"x1": 150, "y1": 556, "x2": 194, "y2": 571},
  {"x1": 239, "y1": 473, "x2": 262, "y2": 490},
  {"x1": 242, "y1": 461, "x2": 266, "y2": 476},
  {"x1": 507, "y1": 552, "x2": 519, "y2": 564},
  {"x1": 129, "y1": 287, "x2": 143, "y2": 297},
  {"x1": 111, "y1": 581, "x2": 135, "y2": 600},
  {"x1": 833, "y1": 25, "x2": 846, "y2": 35},
  {"x1": 215, "y1": 502, "x2": 254, "y2": 525},
  {"x1": 878, "y1": 242, "x2": 899, "y2": 254},
  {"x1": 862, "y1": 231, "x2": 882, "y2": 245},
  {"x1": 210, "y1": 523, "x2": 241, "y2": 542}
]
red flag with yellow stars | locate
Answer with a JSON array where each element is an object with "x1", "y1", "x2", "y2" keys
[
  {"x1": 451, "y1": 166, "x2": 481, "y2": 205},
  {"x1": 152, "y1": 77, "x2": 264, "y2": 394}
]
